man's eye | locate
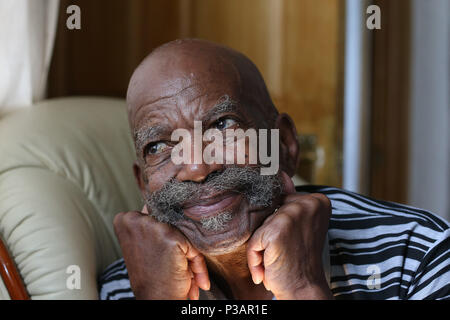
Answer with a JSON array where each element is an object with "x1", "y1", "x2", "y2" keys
[
  {"x1": 213, "y1": 117, "x2": 238, "y2": 130},
  {"x1": 146, "y1": 142, "x2": 168, "y2": 155}
]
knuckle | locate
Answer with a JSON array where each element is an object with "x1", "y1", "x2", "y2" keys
[
  {"x1": 284, "y1": 195, "x2": 329, "y2": 218},
  {"x1": 310, "y1": 193, "x2": 332, "y2": 216},
  {"x1": 294, "y1": 196, "x2": 322, "y2": 215},
  {"x1": 274, "y1": 213, "x2": 295, "y2": 229},
  {"x1": 165, "y1": 238, "x2": 179, "y2": 249},
  {"x1": 304, "y1": 196, "x2": 321, "y2": 209},
  {"x1": 166, "y1": 237, "x2": 187, "y2": 255},
  {"x1": 286, "y1": 202, "x2": 304, "y2": 213},
  {"x1": 312, "y1": 193, "x2": 331, "y2": 207},
  {"x1": 113, "y1": 211, "x2": 141, "y2": 232},
  {"x1": 162, "y1": 229, "x2": 184, "y2": 247},
  {"x1": 113, "y1": 212, "x2": 126, "y2": 229},
  {"x1": 159, "y1": 223, "x2": 181, "y2": 239}
]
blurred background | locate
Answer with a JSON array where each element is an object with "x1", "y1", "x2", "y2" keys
[{"x1": 1, "y1": 0, "x2": 449, "y2": 220}]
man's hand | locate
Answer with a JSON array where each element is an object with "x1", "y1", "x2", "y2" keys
[
  {"x1": 113, "y1": 206, "x2": 210, "y2": 299},
  {"x1": 247, "y1": 172, "x2": 333, "y2": 300}
]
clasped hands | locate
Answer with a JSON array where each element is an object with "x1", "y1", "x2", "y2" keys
[{"x1": 113, "y1": 171, "x2": 333, "y2": 300}]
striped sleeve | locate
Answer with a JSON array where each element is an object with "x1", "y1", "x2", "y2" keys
[
  {"x1": 98, "y1": 258, "x2": 135, "y2": 300},
  {"x1": 407, "y1": 229, "x2": 450, "y2": 299}
]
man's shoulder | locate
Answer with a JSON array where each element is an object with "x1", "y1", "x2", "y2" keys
[
  {"x1": 295, "y1": 184, "x2": 450, "y2": 235},
  {"x1": 298, "y1": 185, "x2": 450, "y2": 300}
]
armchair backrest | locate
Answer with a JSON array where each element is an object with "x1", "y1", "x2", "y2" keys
[{"x1": 0, "y1": 97, "x2": 142, "y2": 299}]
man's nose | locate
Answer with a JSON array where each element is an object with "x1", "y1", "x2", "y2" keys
[
  {"x1": 176, "y1": 162, "x2": 224, "y2": 183},
  {"x1": 174, "y1": 131, "x2": 224, "y2": 182}
]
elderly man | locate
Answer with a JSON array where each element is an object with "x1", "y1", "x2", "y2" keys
[{"x1": 98, "y1": 39, "x2": 450, "y2": 300}]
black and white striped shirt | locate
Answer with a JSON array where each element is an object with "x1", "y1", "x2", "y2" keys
[{"x1": 98, "y1": 186, "x2": 450, "y2": 300}]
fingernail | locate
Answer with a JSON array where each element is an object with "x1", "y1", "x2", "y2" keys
[{"x1": 253, "y1": 274, "x2": 261, "y2": 285}]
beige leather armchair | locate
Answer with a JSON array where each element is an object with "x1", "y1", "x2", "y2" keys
[{"x1": 0, "y1": 97, "x2": 142, "y2": 299}]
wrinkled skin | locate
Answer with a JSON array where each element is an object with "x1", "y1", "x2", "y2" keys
[{"x1": 113, "y1": 39, "x2": 333, "y2": 300}]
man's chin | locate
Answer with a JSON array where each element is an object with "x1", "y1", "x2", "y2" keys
[
  {"x1": 175, "y1": 200, "x2": 275, "y2": 257},
  {"x1": 195, "y1": 232, "x2": 251, "y2": 256},
  {"x1": 176, "y1": 211, "x2": 253, "y2": 256}
]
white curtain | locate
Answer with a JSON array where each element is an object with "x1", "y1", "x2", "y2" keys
[{"x1": 0, "y1": 0, "x2": 59, "y2": 110}]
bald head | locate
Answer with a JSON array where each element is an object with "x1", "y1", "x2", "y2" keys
[{"x1": 126, "y1": 39, "x2": 278, "y2": 132}]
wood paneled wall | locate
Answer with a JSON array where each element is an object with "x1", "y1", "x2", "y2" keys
[
  {"x1": 48, "y1": 0, "x2": 344, "y2": 186},
  {"x1": 186, "y1": 0, "x2": 345, "y2": 187},
  {"x1": 369, "y1": 0, "x2": 411, "y2": 204}
]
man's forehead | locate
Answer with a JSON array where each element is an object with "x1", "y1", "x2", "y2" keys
[
  {"x1": 130, "y1": 72, "x2": 241, "y2": 130},
  {"x1": 135, "y1": 75, "x2": 199, "y2": 106},
  {"x1": 127, "y1": 39, "x2": 278, "y2": 135},
  {"x1": 135, "y1": 93, "x2": 239, "y2": 130},
  {"x1": 127, "y1": 43, "x2": 244, "y2": 119}
]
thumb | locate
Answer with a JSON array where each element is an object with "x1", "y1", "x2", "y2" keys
[
  {"x1": 247, "y1": 227, "x2": 266, "y2": 285},
  {"x1": 185, "y1": 244, "x2": 211, "y2": 291},
  {"x1": 280, "y1": 171, "x2": 296, "y2": 195}
]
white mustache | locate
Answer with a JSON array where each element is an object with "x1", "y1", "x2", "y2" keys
[{"x1": 145, "y1": 166, "x2": 282, "y2": 225}]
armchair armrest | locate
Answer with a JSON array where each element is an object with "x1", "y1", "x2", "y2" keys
[{"x1": 0, "y1": 236, "x2": 29, "y2": 300}]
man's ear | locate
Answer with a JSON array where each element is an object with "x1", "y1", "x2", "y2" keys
[
  {"x1": 133, "y1": 161, "x2": 146, "y2": 193},
  {"x1": 275, "y1": 113, "x2": 299, "y2": 177}
]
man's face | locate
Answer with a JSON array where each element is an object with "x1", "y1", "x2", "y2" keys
[{"x1": 131, "y1": 65, "x2": 284, "y2": 255}]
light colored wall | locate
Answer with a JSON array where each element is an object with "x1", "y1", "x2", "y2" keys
[{"x1": 409, "y1": 0, "x2": 450, "y2": 220}]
